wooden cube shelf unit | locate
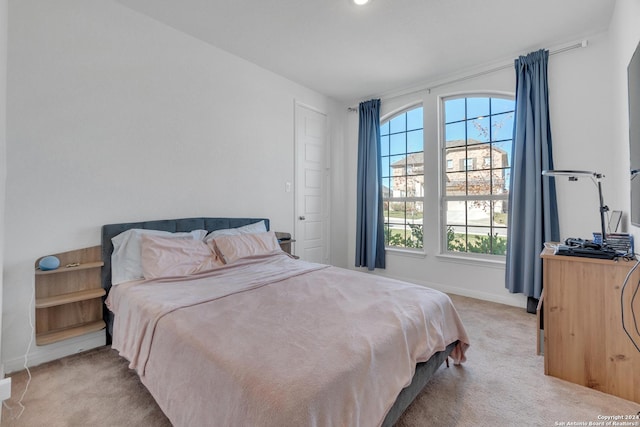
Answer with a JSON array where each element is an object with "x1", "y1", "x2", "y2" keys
[{"x1": 35, "y1": 246, "x2": 105, "y2": 346}]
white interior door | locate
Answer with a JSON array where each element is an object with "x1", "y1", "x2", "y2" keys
[{"x1": 294, "y1": 103, "x2": 328, "y2": 263}]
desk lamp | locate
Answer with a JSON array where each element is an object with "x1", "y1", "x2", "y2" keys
[{"x1": 541, "y1": 170, "x2": 608, "y2": 248}]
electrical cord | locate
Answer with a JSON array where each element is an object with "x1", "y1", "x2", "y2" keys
[
  {"x1": 632, "y1": 273, "x2": 640, "y2": 337},
  {"x1": 2, "y1": 282, "x2": 34, "y2": 419},
  {"x1": 620, "y1": 254, "x2": 640, "y2": 354}
]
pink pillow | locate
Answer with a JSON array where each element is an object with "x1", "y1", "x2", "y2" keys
[
  {"x1": 140, "y1": 234, "x2": 223, "y2": 279},
  {"x1": 212, "y1": 231, "x2": 282, "y2": 264}
]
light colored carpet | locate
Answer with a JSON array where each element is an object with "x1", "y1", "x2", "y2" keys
[{"x1": 2, "y1": 294, "x2": 639, "y2": 426}]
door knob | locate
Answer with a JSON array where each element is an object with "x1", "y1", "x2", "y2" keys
[{"x1": 299, "y1": 216, "x2": 306, "y2": 220}]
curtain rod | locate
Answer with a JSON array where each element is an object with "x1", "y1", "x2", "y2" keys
[{"x1": 347, "y1": 39, "x2": 588, "y2": 111}]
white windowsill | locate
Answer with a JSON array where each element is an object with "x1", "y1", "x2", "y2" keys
[
  {"x1": 435, "y1": 252, "x2": 506, "y2": 269},
  {"x1": 385, "y1": 247, "x2": 427, "y2": 258},
  {"x1": 384, "y1": 247, "x2": 507, "y2": 268}
]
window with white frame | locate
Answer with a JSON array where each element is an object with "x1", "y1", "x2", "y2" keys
[
  {"x1": 380, "y1": 105, "x2": 424, "y2": 249},
  {"x1": 442, "y1": 95, "x2": 514, "y2": 256}
]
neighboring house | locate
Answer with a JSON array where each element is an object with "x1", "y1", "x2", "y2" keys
[
  {"x1": 382, "y1": 183, "x2": 391, "y2": 199},
  {"x1": 389, "y1": 139, "x2": 509, "y2": 199},
  {"x1": 390, "y1": 152, "x2": 424, "y2": 199},
  {"x1": 444, "y1": 139, "x2": 509, "y2": 198},
  {"x1": 443, "y1": 139, "x2": 510, "y2": 231}
]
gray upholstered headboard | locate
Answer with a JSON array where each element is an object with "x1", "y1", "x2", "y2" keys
[{"x1": 101, "y1": 217, "x2": 269, "y2": 342}]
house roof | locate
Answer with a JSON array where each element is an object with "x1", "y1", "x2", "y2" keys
[
  {"x1": 446, "y1": 139, "x2": 509, "y2": 155},
  {"x1": 391, "y1": 152, "x2": 423, "y2": 168},
  {"x1": 390, "y1": 140, "x2": 508, "y2": 169}
]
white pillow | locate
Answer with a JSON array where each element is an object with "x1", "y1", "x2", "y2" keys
[
  {"x1": 203, "y1": 220, "x2": 267, "y2": 241},
  {"x1": 111, "y1": 228, "x2": 207, "y2": 285}
]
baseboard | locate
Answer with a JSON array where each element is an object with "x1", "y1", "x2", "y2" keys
[
  {"x1": 3, "y1": 331, "x2": 106, "y2": 374},
  {"x1": 427, "y1": 281, "x2": 527, "y2": 308},
  {"x1": 372, "y1": 271, "x2": 528, "y2": 309}
]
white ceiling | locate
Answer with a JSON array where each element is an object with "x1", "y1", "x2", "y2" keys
[{"x1": 116, "y1": 0, "x2": 615, "y2": 102}]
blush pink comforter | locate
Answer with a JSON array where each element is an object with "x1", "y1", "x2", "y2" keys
[{"x1": 107, "y1": 253, "x2": 469, "y2": 427}]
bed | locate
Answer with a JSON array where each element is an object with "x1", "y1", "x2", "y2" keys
[{"x1": 102, "y1": 217, "x2": 469, "y2": 427}]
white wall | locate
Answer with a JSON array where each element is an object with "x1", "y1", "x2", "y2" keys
[
  {"x1": 549, "y1": 34, "x2": 616, "y2": 238},
  {"x1": 0, "y1": 0, "x2": 8, "y2": 378},
  {"x1": 609, "y1": 0, "x2": 640, "y2": 240},
  {"x1": 344, "y1": 32, "x2": 615, "y2": 307},
  {"x1": 2, "y1": 0, "x2": 342, "y2": 372}
]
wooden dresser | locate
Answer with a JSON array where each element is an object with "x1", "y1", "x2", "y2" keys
[{"x1": 541, "y1": 247, "x2": 640, "y2": 403}]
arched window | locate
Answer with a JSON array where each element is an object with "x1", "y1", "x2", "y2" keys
[{"x1": 380, "y1": 105, "x2": 423, "y2": 249}]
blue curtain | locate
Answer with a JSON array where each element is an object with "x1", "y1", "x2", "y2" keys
[
  {"x1": 505, "y1": 49, "x2": 559, "y2": 299},
  {"x1": 355, "y1": 99, "x2": 385, "y2": 270}
]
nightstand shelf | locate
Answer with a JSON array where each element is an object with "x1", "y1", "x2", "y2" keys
[
  {"x1": 35, "y1": 288, "x2": 106, "y2": 309},
  {"x1": 275, "y1": 231, "x2": 296, "y2": 257},
  {"x1": 35, "y1": 320, "x2": 106, "y2": 346},
  {"x1": 35, "y1": 246, "x2": 105, "y2": 346},
  {"x1": 35, "y1": 261, "x2": 104, "y2": 275}
]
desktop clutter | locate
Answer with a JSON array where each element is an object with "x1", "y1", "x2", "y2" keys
[
  {"x1": 550, "y1": 205, "x2": 634, "y2": 260},
  {"x1": 541, "y1": 171, "x2": 634, "y2": 260},
  {"x1": 553, "y1": 233, "x2": 634, "y2": 260}
]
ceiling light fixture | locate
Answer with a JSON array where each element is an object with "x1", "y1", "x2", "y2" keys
[{"x1": 353, "y1": 0, "x2": 370, "y2": 5}]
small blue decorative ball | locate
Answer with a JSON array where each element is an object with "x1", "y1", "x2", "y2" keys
[{"x1": 39, "y1": 256, "x2": 60, "y2": 271}]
